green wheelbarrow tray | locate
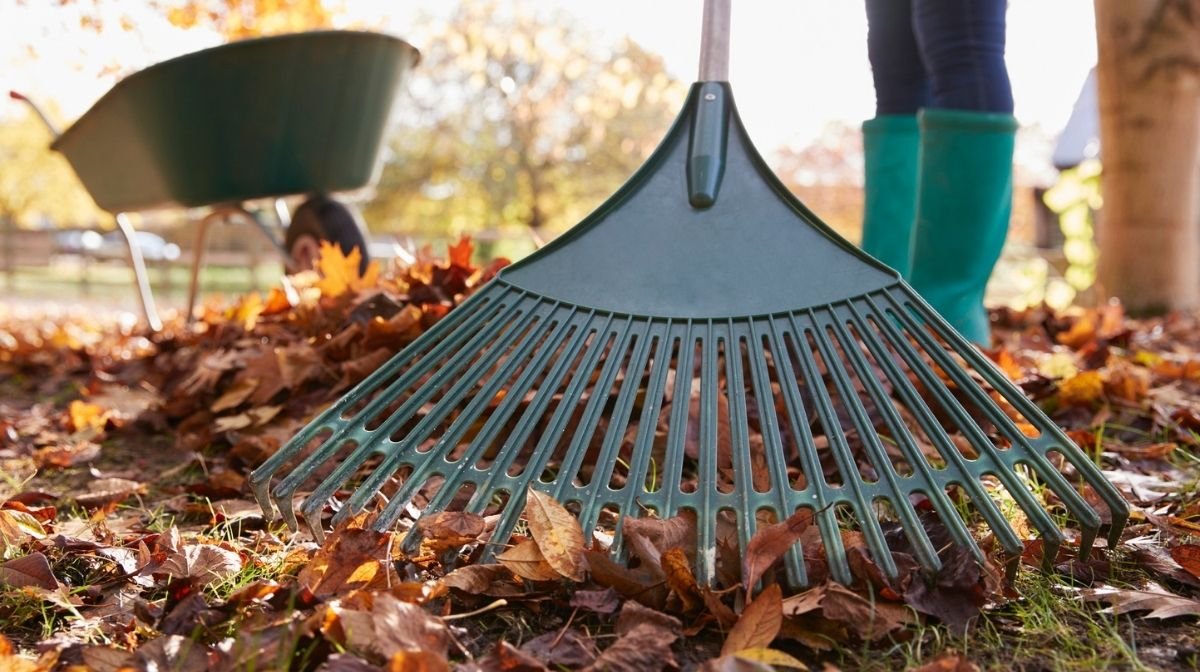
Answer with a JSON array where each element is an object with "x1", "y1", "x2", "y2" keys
[{"x1": 51, "y1": 30, "x2": 418, "y2": 213}]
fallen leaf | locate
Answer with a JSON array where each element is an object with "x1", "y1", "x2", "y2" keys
[
  {"x1": 0, "y1": 552, "x2": 57, "y2": 589},
  {"x1": 721, "y1": 583, "x2": 782, "y2": 656},
  {"x1": 417, "y1": 511, "x2": 485, "y2": 553},
  {"x1": 299, "y1": 526, "x2": 397, "y2": 597},
  {"x1": 523, "y1": 489, "x2": 586, "y2": 581},
  {"x1": 67, "y1": 399, "x2": 107, "y2": 433},
  {"x1": 615, "y1": 600, "x2": 682, "y2": 637},
  {"x1": 317, "y1": 241, "x2": 380, "y2": 298},
  {"x1": 585, "y1": 622, "x2": 679, "y2": 672},
  {"x1": 661, "y1": 546, "x2": 701, "y2": 611},
  {"x1": 1170, "y1": 545, "x2": 1200, "y2": 580},
  {"x1": 732, "y1": 648, "x2": 809, "y2": 670},
  {"x1": 569, "y1": 587, "x2": 621, "y2": 615},
  {"x1": 1083, "y1": 586, "x2": 1200, "y2": 619},
  {"x1": 497, "y1": 539, "x2": 561, "y2": 582},
  {"x1": 160, "y1": 543, "x2": 242, "y2": 587},
  {"x1": 742, "y1": 508, "x2": 813, "y2": 591},
  {"x1": 910, "y1": 652, "x2": 980, "y2": 672},
  {"x1": 520, "y1": 629, "x2": 599, "y2": 669},
  {"x1": 210, "y1": 377, "x2": 258, "y2": 413},
  {"x1": 387, "y1": 650, "x2": 450, "y2": 672},
  {"x1": 441, "y1": 564, "x2": 521, "y2": 596}
]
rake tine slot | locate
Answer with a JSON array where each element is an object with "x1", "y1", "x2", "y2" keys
[
  {"x1": 249, "y1": 290, "x2": 502, "y2": 517},
  {"x1": 468, "y1": 311, "x2": 601, "y2": 509},
  {"x1": 883, "y1": 295, "x2": 1071, "y2": 565},
  {"x1": 578, "y1": 319, "x2": 656, "y2": 537},
  {"x1": 611, "y1": 322, "x2": 674, "y2": 559},
  {"x1": 551, "y1": 317, "x2": 637, "y2": 502},
  {"x1": 913, "y1": 298, "x2": 1128, "y2": 551},
  {"x1": 769, "y1": 317, "x2": 844, "y2": 584},
  {"x1": 803, "y1": 308, "x2": 899, "y2": 579},
  {"x1": 823, "y1": 305, "x2": 942, "y2": 574},
  {"x1": 661, "y1": 324, "x2": 696, "y2": 519},
  {"x1": 477, "y1": 316, "x2": 616, "y2": 562},
  {"x1": 315, "y1": 303, "x2": 549, "y2": 532},
  {"x1": 695, "y1": 323, "x2": 720, "y2": 585},
  {"x1": 747, "y1": 319, "x2": 807, "y2": 586},
  {"x1": 401, "y1": 311, "x2": 582, "y2": 540}
]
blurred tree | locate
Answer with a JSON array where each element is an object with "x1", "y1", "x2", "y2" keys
[
  {"x1": 1093, "y1": 0, "x2": 1200, "y2": 313},
  {"x1": 158, "y1": 0, "x2": 339, "y2": 39},
  {"x1": 771, "y1": 122, "x2": 864, "y2": 240},
  {"x1": 0, "y1": 110, "x2": 104, "y2": 228},
  {"x1": 362, "y1": 1, "x2": 687, "y2": 240}
]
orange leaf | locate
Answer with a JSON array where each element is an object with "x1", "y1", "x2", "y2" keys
[
  {"x1": 1058, "y1": 370, "x2": 1104, "y2": 407},
  {"x1": 447, "y1": 236, "x2": 473, "y2": 269},
  {"x1": 496, "y1": 539, "x2": 561, "y2": 582},
  {"x1": 721, "y1": 583, "x2": 782, "y2": 656},
  {"x1": 1171, "y1": 545, "x2": 1200, "y2": 580}
]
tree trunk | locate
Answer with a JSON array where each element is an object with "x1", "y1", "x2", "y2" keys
[{"x1": 1093, "y1": 0, "x2": 1200, "y2": 313}]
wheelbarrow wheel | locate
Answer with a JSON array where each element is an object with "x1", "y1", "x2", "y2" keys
[{"x1": 285, "y1": 195, "x2": 370, "y2": 273}]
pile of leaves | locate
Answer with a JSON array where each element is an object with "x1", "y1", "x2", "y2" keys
[{"x1": 2, "y1": 240, "x2": 1200, "y2": 671}]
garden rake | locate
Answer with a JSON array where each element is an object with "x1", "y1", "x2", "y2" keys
[{"x1": 251, "y1": 0, "x2": 1128, "y2": 587}]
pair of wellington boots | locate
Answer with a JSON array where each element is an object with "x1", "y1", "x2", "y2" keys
[{"x1": 860, "y1": 109, "x2": 1017, "y2": 345}]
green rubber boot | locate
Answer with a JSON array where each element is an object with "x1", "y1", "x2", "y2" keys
[
  {"x1": 909, "y1": 108, "x2": 1018, "y2": 345},
  {"x1": 860, "y1": 115, "x2": 920, "y2": 278}
]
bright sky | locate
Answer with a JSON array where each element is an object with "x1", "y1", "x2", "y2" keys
[{"x1": 3, "y1": 0, "x2": 1095, "y2": 158}]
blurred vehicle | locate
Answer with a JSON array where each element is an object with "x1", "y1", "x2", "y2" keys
[{"x1": 94, "y1": 231, "x2": 181, "y2": 262}]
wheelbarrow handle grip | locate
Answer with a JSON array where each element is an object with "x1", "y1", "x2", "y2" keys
[
  {"x1": 8, "y1": 90, "x2": 61, "y2": 139},
  {"x1": 698, "y1": 0, "x2": 731, "y2": 82}
]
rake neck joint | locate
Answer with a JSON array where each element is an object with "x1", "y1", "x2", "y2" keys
[{"x1": 687, "y1": 82, "x2": 730, "y2": 208}]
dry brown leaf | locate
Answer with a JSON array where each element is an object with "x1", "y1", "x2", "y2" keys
[
  {"x1": 910, "y1": 652, "x2": 981, "y2": 672},
  {"x1": 160, "y1": 544, "x2": 242, "y2": 587},
  {"x1": 585, "y1": 622, "x2": 679, "y2": 672},
  {"x1": 721, "y1": 583, "x2": 783, "y2": 656},
  {"x1": 210, "y1": 377, "x2": 258, "y2": 413},
  {"x1": 417, "y1": 511, "x2": 485, "y2": 553},
  {"x1": 497, "y1": 539, "x2": 561, "y2": 582},
  {"x1": 1170, "y1": 545, "x2": 1200, "y2": 580},
  {"x1": 387, "y1": 650, "x2": 451, "y2": 672},
  {"x1": 440, "y1": 564, "x2": 522, "y2": 597},
  {"x1": 523, "y1": 488, "x2": 585, "y2": 581},
  {"x1": 1083, "y1": 586, "x2": 1200, "y2": 619},
  {"x1": 585, "y1": 549, "x2": 668, "y2": 608},
  {"x1": 0, "y1": 552, "x2": 58, "y2": 590},
  {"x1": 742, "y1": 508, "x2": 813, "y2": 591},
  {"x1": 298, "y1": 526, "x2": 397, "y2": 597}
]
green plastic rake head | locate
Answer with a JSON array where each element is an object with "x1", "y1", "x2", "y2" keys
[{"x1": 250, "y1": 2, "x2": 1127, "y2": 587}]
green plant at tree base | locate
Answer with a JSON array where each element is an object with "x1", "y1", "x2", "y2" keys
[{"x1": 1043, "y1": 159, "x2": 1102, "y2": 307}]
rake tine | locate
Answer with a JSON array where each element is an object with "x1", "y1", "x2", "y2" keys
[
  {"x1": 883, "y1": 295, "x2": 1073, "y2": 568},
  {"x1": 746, "y1": 319, "x2": 807, "y2": 586},
  {"x1": 801, "y1": 309, "x2": 898, "y2": 579},
  {"x1": 822, "y1": 306, "x2": 942, "y2": 575},
  {"x1": 476, "y1": 317, "x2": 617, "y2": 562},
  {"x1": 862, "y1": 294, "x2": 1027, "y2": 561},
  {"x1": 310, "y1": 301, "x2": 550, "y2": 533},
  {"x1": 249, "y1": 289, "x2": 500, "y2": 518},
  {"x1": 577, "y1": 319, "x2": 656, "y2": 538},
  {"x1": 694, "y1": 323, "x2": 721, "y2": 585},
  {"x1": 769, "y1": 317, "x2": 847, "y2": 584},
  {"x1": 610, "y1": 322, "x2": 674, "y2": 560},
  {"x1": 914, "y1": 297, "x2": 1128, "y2": 552},
  {"x1": 724, "y1": 324, "x2": 762, "y2": 566}
]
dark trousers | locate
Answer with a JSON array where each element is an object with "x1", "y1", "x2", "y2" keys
[{"x1": 865, "y1": 0, "x2": 1013, "y2": 115}]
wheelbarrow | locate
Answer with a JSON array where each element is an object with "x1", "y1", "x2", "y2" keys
[{"x1": 11, "y1": 30, "x2": 419, "y2": 330}]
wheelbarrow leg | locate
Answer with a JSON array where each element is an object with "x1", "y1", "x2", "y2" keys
[
  {"x1": 186, "y1": 210, "x2": 224, "y2": 325},
  {"x1": 115, "y1": 213, "x2": 163, "y2": 332}
]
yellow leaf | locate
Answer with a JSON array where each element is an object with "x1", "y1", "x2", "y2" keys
[
  {"x1": 1058, "y1": 370, "x2": 1104, "y2": 407},
  {"x1": 67, "y1": 400, "x2": 107, "y2": 433},
  {"x1": 522, "y1": 488, "x2": 585, "y2": 581},
  {"x1": 316, "y1": 241, "x2": 380, "y2": 298},
  {"x1": 733, "y1": 648, "x2": 809, "y2": 670}
]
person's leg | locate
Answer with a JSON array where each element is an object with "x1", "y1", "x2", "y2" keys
[
  {"x1": 908, "y1": 0, "x2": 1016, "y2": 343},
  {"x1": 860, "y1": 0, "x2": 928, "y2": 277}
]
